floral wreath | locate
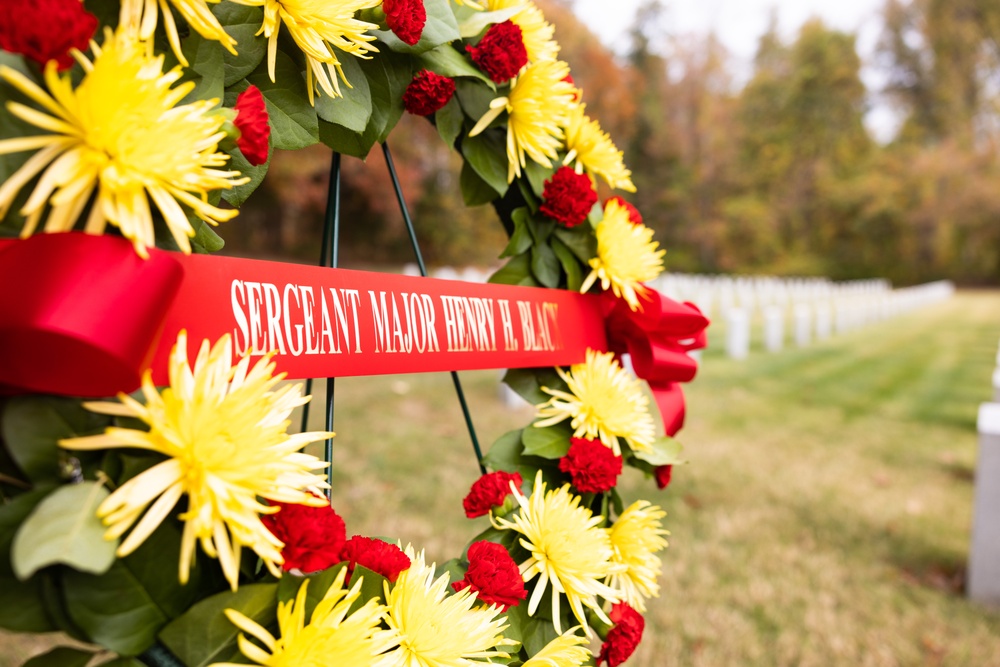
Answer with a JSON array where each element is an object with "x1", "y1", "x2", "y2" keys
[{"x1": 0, "y1": 1, "x2": 707, "y2": 666}]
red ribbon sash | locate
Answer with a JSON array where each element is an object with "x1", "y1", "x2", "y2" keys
[{"x1": 0, "y1": 233, "x2": 708, "y2": 434}]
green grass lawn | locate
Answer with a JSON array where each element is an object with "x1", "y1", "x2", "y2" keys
[{"x1": 6, "y1": 290, "x2": 1000, "y2": 666}]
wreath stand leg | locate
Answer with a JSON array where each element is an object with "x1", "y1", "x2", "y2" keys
[
  {"x1": 300, "y1": 152, "x2": 342, "y2": 497},
  {"x1": 299, "y1": 147, "x2": 486, "y2": 480},
  {"x1": 380, "y1": 142, "x2": 487, "y2": 476}
]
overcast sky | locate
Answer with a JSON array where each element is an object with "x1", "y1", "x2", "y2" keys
[{"x1": 571, "y1": 0, "x2": 894, "y2": 137}]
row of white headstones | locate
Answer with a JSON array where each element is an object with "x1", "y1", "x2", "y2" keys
[
  {"x1": 972, "y1": 345, "x2": 1000, "y2": 604},
  {"x1": 650, "y1": 274, "x2": 955, "y2": 358}
]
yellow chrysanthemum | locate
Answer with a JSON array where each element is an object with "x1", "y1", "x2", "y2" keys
[
  {"x1": 213, "y1": 569, "x2": 398, "y2": 667},
  {"x1": 120, "y1": 0, "x2": 237, "y2": 66},
  {"x1": 606, "y1": 501, "x2": 669, "y2": 612},
  {"x1": 522, "y1": 629, "x2": 591, "y2": 667},
  {"x1": 563, "y1": 103, "x2": 635, "y2": 192},
  {"x1": 485, "y1": 0, "x2": 559, "y2": 62},
  {"x1": 492, "y1": 471, "x2": 623, "y2": 636},
  {"x1": 469, "y1": 60, "x2": 576, "y2": 182},
  {"x1": 580, "y1": 199, "x2": 665, "y2": 311},
  {"x1": 230, "y1": 0, "x2": 380, "y2": 103},
  {"x1": 0, "y1": 29, "x2": 246, "y2": 258},
  {"x1": 60, "y1": 331, "x2": 333, "y2": 591},
  {"x1": 535, "y1": 349, "x2": 656, "y2": 457},
  {"x1": 382, "y1": 544, "x2": 517, "y2": 667}
]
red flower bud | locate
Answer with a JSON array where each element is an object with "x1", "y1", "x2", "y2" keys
[
  {"x1": 451, "y1": 541, "x2": 527, "y2": 610},
  {"x1": 403, "y1": 69, "x2": 456, "y2": 116},
  {"x1": 598, "y1": 603, "x2": 645, "y2": 666},
  {"x1": 383, "y1": 0, "x2": 426, "y2": 46},
  {"x1": 234, "y1": 85, "x2": 270, "y2": 166},
  {"x1": 0, "y1": 0, "x2": 98, "y2": 71},
  {"x1": 340, "y1": 535, "x2": 411, "y2": 583},
  {"x1": 262, "y1": 500, "x2": 346, "y2": 574},
  {"x1": 540, "y1": 166, "x2": 599, "y2": 228},
  {"x1": 655, "y1": 464, "x2": 673, "y2": 490},
  {"x1": 462, "y1": 471, "x2": 522, "y2": 518},
  {"x1": 466, "y1": 21, "x2": 528, "y2": 84},
  {"x1": 559, "y1": 437, "x2": 622, "y2": 493}
]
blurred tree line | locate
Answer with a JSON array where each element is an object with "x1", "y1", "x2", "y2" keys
[{"x1": 221, "y1": 0, "x2": 1000, "y2": 285}]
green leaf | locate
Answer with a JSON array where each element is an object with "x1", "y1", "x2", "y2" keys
[
  {"x1": 436, "y1": 558, "x2": 466, "y2": 584},
  {"x1": 530, "y1": 241, "x2": 560, "y2": 288},
  {"x1": 417, "y1": 45, "x2": 495, "y2": 88},
  {"x1": 190, "y1": 219, "x2": 226, "y2": 254},
  {"x1": 632, "y1": 436, "x2": 685, "y2": 466},
  {"x1": 552, "y1": 226, "x2": 597, "y2": 264},
  {"x1": 22, "y1": 646, "x2": 95, "y2": 667},
  {"x1": 481, "y1": 429, "x2": 525, "y2": 473},
  {"x1": 500, "y1": 208, "x2": 534, "y2": 258},
  {"x1": 458, "y1": 6, "x2": 523, "y2": 38},
  {"x1": 435, "y1": 95, "x2": 464, "y2": 148},
  {"x1": 349, "y1": 565, "x2": 388, "y2": 615},
  {"x1": 2, "y1": 396, "x2": 110, "y2": 486},
  {"x1": 460, "y1": 160, "x2": 501, "y2": 206},
  {"x1": 521, "y1": 422, "x2": 573, "y2": 459},
  {"x1": 523, "y1": 159, "x2": 553, "y2": 197},
  {"x1": 159, "y1": 583, "x2": 279, "y2": 667},
  {"x1": 488, "y1": 253, "x2": 538, "y2": 286},
  {"x1": 357, "y1": 46, "x2": 413, "y2": 143},
  {"x1": 454, "y1": 78, "x2": 498, "y2": 124},
  {"x1": 276, "y1": 564, "x2": 348, "y2": 618},
  {"x1": 94, "y1": 658, "x2": 147, "y2": 667},
  {"x1": 318, "y1": 119, "x2": 374, "y2": 159},
  {"x1": 247, "y1": 50, "x2": 318, "y2": 150},
  {"x1": 219, "y1": 143, "x2": 269, "y2": 208},
  {"x1": 315, "y1": 56, "x2": 373, "y2": 133},
  {"x1": 374, "y1": 0, "x2": 461, "y2": 54},
  {"x1": 502, "y1": 368, "x2": 548, "y2": 406},
  {"x1": 0, "y1": 489, "x2": 55, "y2": 632},
  {"x1": 62, "y1": 517, "x2": 211, "y2": 656},
  {"x1": 551, "y1": 235, "x2": 583, "y2": 291},
  {"x1": 462, "y1": 130, "x2": 509, "y2": 197},
  {"x1": 212, "y1": 3, "x2": 267, "y2": 86},
  {"x1": 179, "y1": 31, "x2": 225, "y2": 104},
  {"x1": 12, "y1": 482, "x2": 116, "y2": 580}
]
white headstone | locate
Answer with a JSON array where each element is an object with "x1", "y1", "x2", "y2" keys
[
  {"x1": 969, "y1": 403, "x2": 1000, "y2": 605},
  {"x1": 763, "y1": 305, "x2": 784, "y2": 353},
  {"x1": 726, "y1": 308, "x2": 750, "y2": 360},
  {"x1": 815, "y1": 305, "x2": 832, "y2": 340},
  {"x1": 793, "y1": 304, "x2": 811, "y2": 347}
]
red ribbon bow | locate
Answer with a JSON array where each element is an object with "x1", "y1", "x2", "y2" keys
[
  {"x1": 0, "y1": 234, "x2": 182, "y2": 396},
  {"x1": 603, "y1": 289, "x2": 710, "y2": 437}
]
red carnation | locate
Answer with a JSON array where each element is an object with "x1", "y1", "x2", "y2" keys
[
  {"x1": 466, "y1": 21, "x2": 528, "y2": 83},
  {"x1": 383, "y1": 0, "x2": 426, "y2": 46},
  {"x1": 403, "y1": 70, "x2": 456, "y2": 116},
  {"x1": 597, "y1": 603, "x2": 645, "y2": 666},
  {"x1": 558, "y1": 437, "x2": 622, "y2": 493},
  {"x1": 0, "y1": 0, "x2": 98, "y2": 71},
  {"x1": 540, "y1": 166, "x2": 598, "y2": 228},
  {"x1": 462, "y1": 471, "x2": 522, "y2": 518},
  {"x1": 233, "y1": 85, "x2": 270, "y2": 166},
  {"x1": 451, "y1": 541, "x2": 527, "y2": 610},
  {"x1": 607, "y1": 196, "x2": 643, "y2": 225},
  {"x1": 340, "y1": 536, "x2": 411, "y2": 583},
  {"x1": 261, "y1": 500, "x2": 346, "y2": 574},
  {"x1": 655, "y1": 464, "x2": 673, "y2": 490}
]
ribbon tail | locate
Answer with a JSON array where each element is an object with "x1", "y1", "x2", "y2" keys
[{"x1": 651, "y1": 381, "x2": 686, "y2": 437}]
